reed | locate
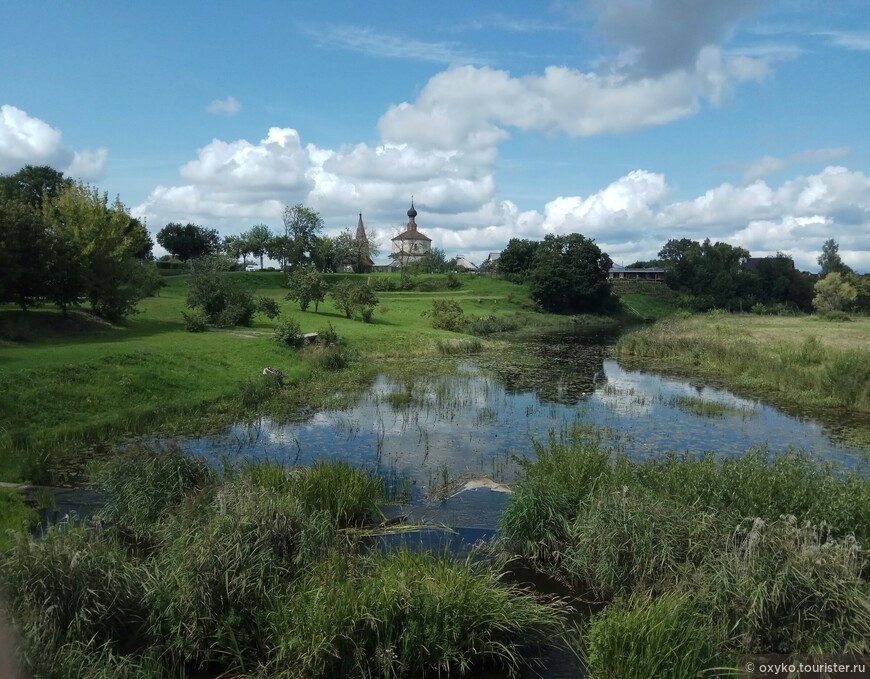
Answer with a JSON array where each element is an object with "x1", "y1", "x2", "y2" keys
[
  {"x1": 573, "y1": 593, "x2": 721, "y2": 679},
  {"x1": 263, "y1": 547, "x2": 568, "y2": 678}
]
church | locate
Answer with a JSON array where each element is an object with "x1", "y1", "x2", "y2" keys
[{"x1": 389, "y1": 200, "x2": 432, "y2": 268}]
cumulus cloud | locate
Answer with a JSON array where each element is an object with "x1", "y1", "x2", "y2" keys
[
  {"x1": 0, "y1": 104, "x2": 107, "y2": 180},
  {"x1": 206, "y1": 96, "x2": 242, "y2": 116},
  {"x1": 378, "y1": 51, "x2": 767, "y2": 150},
  {"x1": 588, "y1": 0, "x2": 766, "y2": 76},
  {"x1": 743, "y1": 147, "x2": 851, "y2": 183}
]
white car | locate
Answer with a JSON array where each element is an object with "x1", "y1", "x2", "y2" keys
[{"x1": 245, "y1": 265, "x2": 257, "y2": 272}]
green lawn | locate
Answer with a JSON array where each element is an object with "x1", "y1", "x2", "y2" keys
[{"x1": 0, "y1": 272, "x2": 549, "y2": 482}]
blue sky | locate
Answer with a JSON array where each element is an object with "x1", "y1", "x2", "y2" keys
[{"x1": 2, "y1": 1, "x2": 869, "y2": 270}]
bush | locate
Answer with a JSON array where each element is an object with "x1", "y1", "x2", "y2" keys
[
  {"x1": 256, "y1": 295, "x2": 281, "y2": 319},
  {"x1": 182, "y1": 309, "x2": 208, "y2": 332},
  {"x1": 446, "y1": 271, "x2": 461, "y2": 289},
  {"x1": 186, "y1": 258, "x2": 255, "y2": 327},
  {"x1": 330, "y1": 281, "x2": 378, "y2": 320},
  {"x1": 274, "y1": 318, "x2": 303, "y2": 348},
  {"x1": 430, "y1": 299, "x2": 465, "y2": 331}
]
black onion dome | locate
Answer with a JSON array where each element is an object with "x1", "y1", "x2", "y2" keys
[{"x1": 407, "y1": 200, "x2": 417, "y2": 218}]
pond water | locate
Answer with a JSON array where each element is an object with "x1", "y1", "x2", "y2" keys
[{"x1": 172, "y1": 329, "x2": 866, "y2": 529}]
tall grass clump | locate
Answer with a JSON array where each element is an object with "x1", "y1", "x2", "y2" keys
[
  {"x1": 560, "y1": 487, "x2": 721, "y2": 597},
  {"x1": 90, "y1": 445, "x2": 215, "y2": 540},
  {"x1": 573, "y1": 593, "x2": 721, "y2": 679},
  {"x1": 819, "y1": 350, "x2": 870, "y2": 408},
  {"x1": 145, "y1": 479, "x2": 335, "y2": 670},
  {"x1": 436, "y1": 338, "x2": 484, "y2": 355},
  {"x1": 702, "y1": 516, "x2": 870, "y2": 655},
  {"x1": 263, "y1": 548, "x2": 567, "y2": 678},
  {"x1": 0, "y1": 526, "x2": 149, "y2": 671}
]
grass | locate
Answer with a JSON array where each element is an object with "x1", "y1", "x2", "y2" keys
[
  {"x1": 0, "y1": 272, "x2": 548, "y2": 483},
  {"x1": 610, "y1": 280, "x2": 680, "y2": 321},
  {"x1": 499, "y1": 425, "x2": 870, "y2": 667},
  {"x1": 0, "y1": 449, "x2": 568, "y2": 678},
  {"x1": 265, "y1": 548, "x2": 567, "y2": 678},
  {"x1": 573, "y1": 593, "x2": 720, "y2": 679},
  {"x1": 668, "y1": 395, "x2": 743, "y2": 417},
  {"x1": 0, "y1": 488, "x2": 38, "y2": 551},
  {"x1": 616, "y1": 314, "x2": 870, "y2": 418}
]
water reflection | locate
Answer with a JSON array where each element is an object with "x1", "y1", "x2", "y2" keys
[{"x1": 174, "y1": 331, "x2": 866, "y2": 511}]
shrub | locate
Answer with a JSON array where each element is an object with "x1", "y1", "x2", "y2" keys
[
  {"x1": 316, "y1": 322, "x2": 339, "y2": 346},
  {"x1": 446, "y1": 271, "x2": 461, "y2": 288},
  {"x1": 256, "y1": 295, "x2": 281, "y2": 319},
  {"x1": 360, "y1": 306, "x2": 373, "y2": 323},
  {"x1": 309, "y1": 344, "x2": 349, "y2": 371},
  {"x1": 186, "y1": 258, "x2": 255, "y2": 327},
  {"x1": 285, "y1": 268, "x2": 327, "y2": 312},
  {"x1": 274, "y1": 318, "x2": 303, "y2": 348},
  {"x1": 430, "y1": 299, "x2": 465, "y2": 331},
  {"x1": 181, "y1": 309, "x2": 208, "y2": 332}
]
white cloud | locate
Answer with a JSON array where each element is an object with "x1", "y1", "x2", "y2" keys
[
  {"x1": 378, "y1": 51, "x2": 766, "y2": 151},
  {"x1": 303, "y1": 24, "x2": 489, "y2": 65},
  {"x1": 206, "y1": 96, "x2": 242, "y2": 116},
  {"x1": 743, "y1": 147, "x2": 851, "y2": 183},
  {"x1": 0, "y1": 104, "x2": 107, "y2": 180}
]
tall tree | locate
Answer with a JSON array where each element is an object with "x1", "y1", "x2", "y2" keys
[
  {"x1": 44, "y1": 182, "x2": 152, "y2": 320},
  {"x1": 0, "y1": 165, "x2": 70, "y2": 209},
  {"x1": 817, "y1": 238, "x2": 852, "y2": 276},
  {"x1": 156, "y1": 223, "x2": 220, "y2": 261},
  {"x1": 282, "y1": 204, "x2": 323, "y2": 274},
  {"x1": 244, "y1": 224, "x2": 272, "y2": 269},
  {"x1": 527, "y1": 233, "x2": 614, "y2": 313},
  {"x1": 498, "y1": 239, "x2": 540, "y2": 280},
  {"x1": 0, "y1": 200, "x2": 54, "y2": 310},
  {"x1": 266, "y1": 233, "x2": 292, "y2": 271}
]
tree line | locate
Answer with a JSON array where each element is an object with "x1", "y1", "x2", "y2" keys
[
  {"x1": 635, "y1": 237, "x2": 867, "y2": 313},
  {"x1": 156, "y1": 205, "x2": 380, "y2": 276},
  {"x1": 0, "y1": 166, "x2": 159, "y2": 320}
]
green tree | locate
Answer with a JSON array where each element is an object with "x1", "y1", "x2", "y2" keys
[
  {"x1": 498, "y1": 239, "x2": 540, "y2": 280},
  {"x1": 0, "y1": 165, "x2": 71, "y2": 209},
  {"x1": 817, "y1": 238, "x2": 853, "y2": 276},
  {"x1": 413, "y1": 247, "x2": 450, "y2": 274},
  {"x1": 244, "y1": 224, "x2": 272, "y2": 270},
  {"x1": 330, "y1": 281, "x2": 378, "y2": 320},
  {"x1": 311, "y1": 234, "x2": 344, "y2": 273},
  {"x1": 282, "y1": 204, "x2": 323, "y2": 273},
  {"x1": 222, "y1": 234, "x2": 246, "y2": 266},
  {"x1": 43, "y1": 182, "x2": 152, "y2": 320},
  {"x1": 527, "y1": 233, "x2": 614, "y2": 314},
  {"x1": 813, "y1": 272, "x2": 857, "y2": 313},
  {"x1": 285, "y1": 268, "x2": 327, "y2": 312},
  {"x1": 156, "y1": 222, "x2": 220, "y2": 261},
  {"x1": 266, "y1": 233, "x2": 292, "y2": 271},
  {"x1": 0, "y1": 200, "x2": 53, "y2": 310}
]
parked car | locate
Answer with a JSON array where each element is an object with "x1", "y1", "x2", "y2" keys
[{"x1": 245, "y1": 265, "x2": 257, "y2": 272}]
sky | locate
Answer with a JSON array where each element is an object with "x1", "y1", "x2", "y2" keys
[{"x1": 2, "y1": 0, "x2": 869, "y2": 271}]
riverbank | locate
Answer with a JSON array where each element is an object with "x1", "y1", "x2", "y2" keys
[
  {"x1": 1, "y1": 272, "x2": 621, "y2": 484},
  {"x1": 615, "y1": 313, "x2": 870, "y2": 426}
]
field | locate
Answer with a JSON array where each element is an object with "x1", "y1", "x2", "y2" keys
[{"x1": 616, "y1": 312, "x2": 870, "y2": 418}]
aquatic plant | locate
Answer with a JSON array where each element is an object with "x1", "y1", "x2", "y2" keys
[
  {"x1": 263, "y1": 548, "x2": 568, "y2": 678},
  {"x1": 573, "y1": 593, "x2": 721, "y2": 679}
]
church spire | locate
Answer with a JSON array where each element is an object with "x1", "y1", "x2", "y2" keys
[
  {"x1": 355, "y1": 212, "x2": 366, "y2": 241},
  {"x1": 406, "y1": 198, "x2": 417, "y2": 232}
]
